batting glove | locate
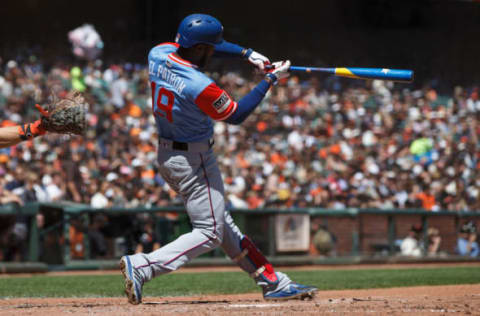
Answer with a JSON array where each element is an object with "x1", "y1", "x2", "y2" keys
[
  {"x1": 265, "y1": 60, "x2": 291, "y2": 84},
  {"x1": 244, "y1": 49, "x2": 270, "y2": 71}
]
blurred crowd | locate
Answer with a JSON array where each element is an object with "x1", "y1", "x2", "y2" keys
[{"x1": 0, "y1": 56, "x2": 479, "y2": 213}]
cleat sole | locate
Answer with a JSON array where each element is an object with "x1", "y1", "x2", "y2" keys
[
  {"x1": 120, "y1": 258, "x2": 141, "y2": 305},
  {"x1": 264, "y1": 288, "x2": 317, "y2": 301}
]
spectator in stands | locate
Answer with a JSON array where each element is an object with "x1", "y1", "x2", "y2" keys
[
  {"x1": 69, "y1": 217, "x2": 86, "y2": 259},
  {"x1": 43, "y1": 172, "x2": 65, "y2": 202},
  {"x1": 310, "y1": 222, "x2": 336, "y2": 257},
  {"x1": 0, "y1": 182, "x2": 27, "y2": 261},
  {"x1": 89, "y1": 180, "x2": 109, "y2": 208},
  {"x1": 426, "y1": 227, "x2": 442, "y2": 256},
  {"x1": 36, "y1": 212, "x2": 45, "y2": 261},
  {"x1": 0, "y1": 178, "x2": 23, "y2": 206},
  {"x1": 457, "y1": 221, "x2": 479, "y2": 257},
  {"x1": 135, "y1": 217, "x2": 160, "y2": 254},
  {"x1": 0, "y1": 214, "x2": 19, "y2": 261},
  {"x1": 110, "y1": 67, "x2": 128, "y2": 109},
  {"x1": 0, "y1": 176, "x2": 26, "y2": 258},
  {"x1": 63, "y1": 150, "x2": 83, "y2": 203},
  {"x1": 400, "y1": 224, "x2": 423, "y2": 257},
  {"x1": 415, "y1": 186, "x2": 438, "y2": 211},
  {"x1": 88, "y1": 213, "x2": 108, "y2": 259}
]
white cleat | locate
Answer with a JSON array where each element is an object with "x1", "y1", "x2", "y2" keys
[{"x1": 120, "y1": 256, "x2": 143, "y2": 305}]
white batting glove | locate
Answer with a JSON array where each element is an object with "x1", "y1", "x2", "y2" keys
[
  {"x1": 266, "y1": 60, "x2": 291, "y2": 84},
  {"x1": 244, "y1": 49, "x2": 270, "y2": 71}
]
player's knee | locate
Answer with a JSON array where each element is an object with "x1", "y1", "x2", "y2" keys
[
  {"x1": 200, "y1": 224, "x2": 224, "y2": 247},
  {"x1": 213, "y1": 224, "x2": 225, "y2": 245}
]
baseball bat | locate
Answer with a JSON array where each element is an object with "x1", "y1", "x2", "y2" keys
[{"x1": 268, "y1": 65, "x2": 414, "y2": 82}]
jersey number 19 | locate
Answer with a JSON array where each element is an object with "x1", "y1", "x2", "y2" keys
[{"x1": 151, "y1": 82, "x2": 174, "y2": 123}]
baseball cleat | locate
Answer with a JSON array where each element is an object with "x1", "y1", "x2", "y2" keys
[
  {"x1": 120, "y1": 256, "x2": 143, "y2": 305},
  {"x1": 263, "y1": 283, "x2": 318, "y2": 301}
]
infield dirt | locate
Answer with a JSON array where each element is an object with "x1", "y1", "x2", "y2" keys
[
  {"x1": 1, "y1": 263, "x2": 479, "y2": 315},
  {"x1": 0, "y1": 284, "x2": 479, "y2": 315}
]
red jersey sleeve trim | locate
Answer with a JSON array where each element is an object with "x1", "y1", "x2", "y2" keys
[
  {"x1": 156, "y1": 42, "x2": 180, "y2": 48},
  {"x1": 195, "y1": 83, "x2": 238, "y2": 121},
  {"x1": 168, "y1": 53, "x2": 196, "y2": 68}
]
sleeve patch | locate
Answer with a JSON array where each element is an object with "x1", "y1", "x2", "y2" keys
[
  {"x1": 213, "y1": 92, "x2": 232, "y2": 113},
  {"x1": 195, "y1": 82, "x2": 237, "y2": 121}
]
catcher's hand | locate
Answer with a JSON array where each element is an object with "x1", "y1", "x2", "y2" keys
[{"x1": 36, "y1": 90, "x2": 87, "y2": 135}]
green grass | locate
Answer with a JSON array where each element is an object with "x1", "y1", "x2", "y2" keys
[{"x1": 0, "y1": 267, "x2": 479, "y2": 298}]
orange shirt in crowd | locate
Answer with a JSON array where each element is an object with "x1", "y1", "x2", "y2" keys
[
  {"x1": 318, "y1": 144, "x2": 341, "y2": 159},
  {"x1": 329, "y1": 144, "x2": 341, "y2": 155},
  {"x1": 247, "y1": 195, "x2": 264, "y2": 209},
  {"x1": 309, "y1": 186, "x2": 323, "y2": 197},
  {"x1": 416, "y1": 192, "x2": 435, "y2": 210},
  {"x1": 128, "y1": 103, "x2": 142, "y2": 117},
  {"x1": 270, "y1": 152, "x2": 287, "y2": 167},
  {"x1": 141, "y1": 169, "x2": 155, "y2": 179},
  {"x1": 236, "y1": 154, "x2": 250, "y2": 169},
  {"x1": 256, "y1": 121, "x2": 267, "y2": 132}
]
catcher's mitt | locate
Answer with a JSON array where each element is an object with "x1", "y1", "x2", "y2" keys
[{"x1": 36, "y1": 90, "x2": 88, "y2": 135}]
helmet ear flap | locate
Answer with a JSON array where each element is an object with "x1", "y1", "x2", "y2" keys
[{"x1": 176, "y1": 14, "x2": 224, "y2": 48}]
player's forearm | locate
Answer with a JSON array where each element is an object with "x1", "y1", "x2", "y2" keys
[
  {"x1": 224, "y1": 79, "x2": 271, "y2": 125},
  {"x1": 0, "y1": 126, "x2": 25, "y2": 148},
  {"x1": 214, "y1": 42, "x2": 270, "y2": 72},
  {"x1": 0, "y1": 123, "x2": 45, "y2": 148},
  {"x1": 224, "y1": 62, "x2": 289, "y2": 124},
  {"x1": 213, "y1": 41, "x2": 248, "y2": 58}
]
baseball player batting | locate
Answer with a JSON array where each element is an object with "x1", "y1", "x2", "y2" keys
[{"x1": 120, "y1": 13, "x2": 317, "y2": 304}]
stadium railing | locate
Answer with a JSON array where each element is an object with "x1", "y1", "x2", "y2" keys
[{"x1": 0, "y1": 203, "x2": 479, "y2": 272}]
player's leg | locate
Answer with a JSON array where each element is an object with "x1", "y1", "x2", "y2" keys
[
  {"x1": 221, "y1": 211, "x2": 317, "y2": 300},
  {"x1": 121, "y1": 150, "x2": 226, "y2": 304},
  {"x1": 121, "y1": 226, "x2": 223, "y2": 304}
]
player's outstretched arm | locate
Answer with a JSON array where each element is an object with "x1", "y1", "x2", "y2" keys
[
  {"x1": 214, "y1": 41, "x2": 270, "y2": 71},
  {"x1": 195, "y1": 61, "x2": 289, "y2": 125},
  {"x1": 224, "y1": 60, "x2": 290, "y2": 125},
  {"x1": 0, "y1": 91, "x2": 87, "y2": 148},
  {"x1": 0, "y1": 120, "x2": 45, "y2": 148}
]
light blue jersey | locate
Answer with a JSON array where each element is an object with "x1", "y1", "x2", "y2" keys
[{"x1": 148, "y1": 42, "x2": 237, "y2": 142}]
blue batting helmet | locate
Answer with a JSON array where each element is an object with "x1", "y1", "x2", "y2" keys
[{"x1": 175, "y1": 14, "x2": 224, "y2": 48}]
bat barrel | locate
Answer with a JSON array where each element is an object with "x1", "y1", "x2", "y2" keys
[
  {"x1": 288, "y1": 66, "x2": 413, "y2": 82},
  {"x1": 337, "y1": 67, "x2": 413, "y2": 82}
]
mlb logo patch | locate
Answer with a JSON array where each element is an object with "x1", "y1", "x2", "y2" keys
[
  {"x1": 166, "y1": 60, "x2": 172, "y2": 68},
  {"x1": 213, "y1": 92, "x2": 231, "y2": 113}
]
